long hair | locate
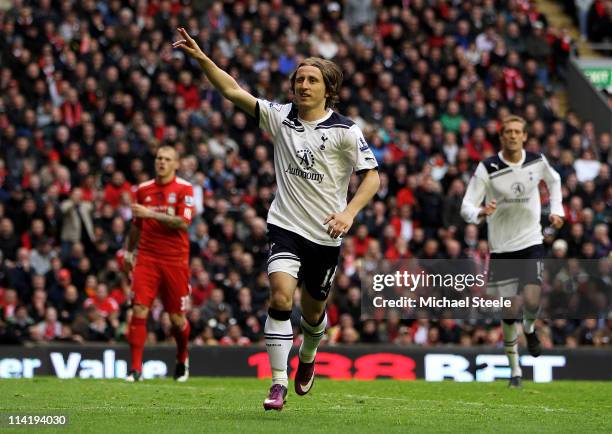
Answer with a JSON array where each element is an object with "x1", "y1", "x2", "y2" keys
[{"x1": 289, "y1": 57, "x2": 343, "y2": 109}]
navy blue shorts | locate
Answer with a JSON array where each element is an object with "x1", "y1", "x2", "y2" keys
[
  {"x1": 266, "y1": 224, "x2": 340, "y2": 301},
  {"x1": 487, "y1": 244, "x2": 544, "y2": 296}
]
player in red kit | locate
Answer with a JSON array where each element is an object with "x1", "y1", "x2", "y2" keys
[{"x1": 124, "y1": 146, "x2": 194, "y2": 382}]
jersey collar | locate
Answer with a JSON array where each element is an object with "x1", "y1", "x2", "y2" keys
[
  {"x1": 498, "y1": 150, "x2": 525, "y2": 167},
  {"x1": 297, "y1": 108, "x2": 333, "y2": 126},
  {"x1": 155, "y1": 175, "x2": 176, "y2": 186}
]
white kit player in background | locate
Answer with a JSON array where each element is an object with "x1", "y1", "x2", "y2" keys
[
  {"x1": 461, "y1": 115, "x2": 564, "y2": 388},
  {"x1": 173, "y1": 29, "x2": 380, "y2": 408}
]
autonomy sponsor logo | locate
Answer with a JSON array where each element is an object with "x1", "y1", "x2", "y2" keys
[
  {"x1": 285, "y1": 149, "x2": 325, "y2": 184},
  {"x1": 297, "y1": 149, "x2": 315, "y2": 170},
  {"x1": 511, "y1": 182, "x2": 526, "y2": 196}
]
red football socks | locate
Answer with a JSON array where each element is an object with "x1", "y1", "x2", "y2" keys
[
  {"x1": 128, "y1": 316, "x2": 147, "y2": 372},
  {"x1": 173, "y1": 320, "x2": 190, "y2": 363}
]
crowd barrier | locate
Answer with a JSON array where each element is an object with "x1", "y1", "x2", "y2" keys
[{"x1": 1, "y1": 345, "x2": 610, "y2": 382}]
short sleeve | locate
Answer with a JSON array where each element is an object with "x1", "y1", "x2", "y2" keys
[
  {"x1": 344, "y1": 125, "x2": 378, "y2": 173},
  {"x1": 256, "y1": 99, "x2": 289, "y2": 139},
  {"x1": 177, "y1": 185, "x2": 195, "y2": 224}
]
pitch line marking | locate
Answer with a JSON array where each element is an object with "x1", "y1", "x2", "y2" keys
[{"x1": 340, "y1": 394, "x2": 569, "y2": 413}]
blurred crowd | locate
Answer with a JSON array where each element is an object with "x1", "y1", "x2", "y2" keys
[
  {"x1": 562, "y1": 0, "x2": 612, "y2": 44},
  {"x1": 0, "y1": 0, "x2": 610, "y2": 349}
]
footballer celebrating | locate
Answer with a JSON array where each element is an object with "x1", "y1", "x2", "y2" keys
[
  {"x1": 124, "y1": 145, "x2": 194, "y2": 382},
  {"x1": 173, "y1": 28, "x2": 380, "y2": 409},
  {"x1": 461, "y1": 115, "x2": 564, "y2": 387}
]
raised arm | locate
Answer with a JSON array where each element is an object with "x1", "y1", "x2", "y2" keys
[{"x1": 172, "y1": 27, "x2": 257, "y2": 117}]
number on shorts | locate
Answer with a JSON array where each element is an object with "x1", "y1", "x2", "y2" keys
[
  {"x1": 321, "y1": 266, "x2": 337, "y2": 289},
  {"x1": 536, "y1": 260, "x2": 544, "y2": 283},
  {"x1": 180, "y1": 295, "x2": 189, "y2": 312}
]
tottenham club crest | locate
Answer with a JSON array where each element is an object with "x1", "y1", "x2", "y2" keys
[
  {"x1": 320, "y1": 134, "x2": 328, "y2": 150},
  {"x1": 511, "y1": 182, "x2": 526, "y2": 196},
  {"x1": 297, "y1": 149, "x2": 315, "y2": 170}
]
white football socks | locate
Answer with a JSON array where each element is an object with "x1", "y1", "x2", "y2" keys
[
  {"x1": 264, "y1": 314, "x2": 293, "y2": 388},
  {"x1": 299, "y1": 313, "x2": 327, "y2": 363},
  {"x1": 502, "y1": 321, "x2": 522, "y2": 377},
  {"x1": 523, "y1": 307, "x2": 539, "y2": 334}
]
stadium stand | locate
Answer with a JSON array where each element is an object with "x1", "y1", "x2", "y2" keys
[
  {"x1": 562, "y1": 0, "x2": 612, "y2": 45},
  {"x1": 0, "y1": 0, "x2": 610, "y2": 349}
]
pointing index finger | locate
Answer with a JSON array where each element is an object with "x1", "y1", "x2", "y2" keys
[{"x1": 178, "y1": 27, "x2": 193, "y2": 41}]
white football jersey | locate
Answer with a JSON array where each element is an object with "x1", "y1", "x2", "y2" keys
[
  {"x1": 461, "y1": 150, "x2": 564, "y2": 253},
  {"x1": 257, "y1": 99, "x2": 378, "y2": 246}
]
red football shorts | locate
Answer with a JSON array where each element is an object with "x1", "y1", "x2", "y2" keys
[{"x1": 131, "y1": 255, "x2": 190, "y2": 314}]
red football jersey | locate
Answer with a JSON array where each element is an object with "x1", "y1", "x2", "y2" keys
[{"x1": 134, "y1": 176, "x2": 194, "y2": 262}]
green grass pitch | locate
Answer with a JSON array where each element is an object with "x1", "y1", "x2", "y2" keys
[{"x1": 1, "y1": 378, "x2": 611, "y2": 433}]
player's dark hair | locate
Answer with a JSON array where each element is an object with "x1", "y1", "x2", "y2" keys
[
  {"x1": 289, "y1": 57, "x2": 343, "y2": 109},
  {"x1": 500, "y1": 115, "x2": 527, "y2": 134}
]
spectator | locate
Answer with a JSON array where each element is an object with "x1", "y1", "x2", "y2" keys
[
  {"x1": 59, "y1": 188, "x2": 95, "y2": 258},
  {"x1": 465, "y1": 128, "x2": 495, "y2": 162},
  {"x1": 0, "y1": 288, "x2": 18, "y2": 321},
  {"x1": 81, "y1": 306, "x2": 115, "y2": 342},
  {"x1": 29, "y1": 237, "x2": 54, "y2": 275},
  {"x1": 30, "y1": 306, "x2": 62, "y2": 342},
  {"x1": 572, "y1": 0, "x2": 593, "y2": 40},
  {"x1": 587, "y1": 0, "x2": 612, "y2": 43},
  {"x1": 83, "y1": 282, "x2": 119, "y2": 319},
  {"x1": 574, "y1": 149, "x2": 602, "y2": 182},
  {"x1": 220, "y1": 323, "x2": 251, "y2": 346},
  {"x1": 575, "y1": 318, "x2": 600, "y2": 345},
  {"x1": 103, "y1": 172, "x2": 133, "y2": 210},
  {"x1": 58, "y1": 284, "x2": 83, "y2": 325},
  {"x1": 442, "y1": 179, "x2": 467, "y2": 231},
  {"x1": 0, "y1": 218, "x2": 19, "y2": 261},
  {"x1": 5, "y1": 305, "x2": 34, "y2": 343}
]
